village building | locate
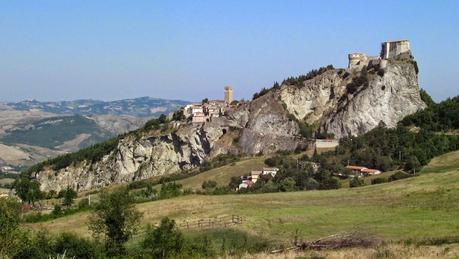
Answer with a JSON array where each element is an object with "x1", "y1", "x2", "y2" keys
[
  {"x1": 250, "y1": 171, "x2": 263, "y2": 183},
  {"x1": 185, "y1": 87, "x2": 234, "y2": 124},
  {"x1": 262, "y1": 168, "x2": 279, "y2": 177},
  {"x1": 345, "y1": 165, "x2": 381, "y2": 177},
  {"x1": 238, "y1": 179, "x2": 254, "y2": 190}
]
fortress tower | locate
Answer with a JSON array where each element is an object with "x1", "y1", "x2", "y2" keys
[
  {"x1": 381, "y1": 40, "x2": 410, "y2": 59},
  {"x1": 348, "y1": 53, "x2": 368, "y2": 69},
  {"x1": 224, "y1": 86, "x2": 233, "y2": 104}
]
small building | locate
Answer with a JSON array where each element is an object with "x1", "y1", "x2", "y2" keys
[
  {"x1": 262, "y1": 168, "x2": 279, "y2": 177},
  {"x1": 345, "y1": 165, "x2": 381, "y2": 177},
  {"x1": 314, "y1": 139, "x2": 339, "y2": 149},
  {"x1": 250, "y1": 171, "x2": 263, "y2": 183},
  {"x1": 238, "y1": 179, "x2": 254, "y2": 190},
  {"x1": 192, "y1": 112, "x2": 207, "y2": 123},
  {"x1": 345, "y1": 165, "x2": 367, "y2": 175},
  {"x1": 361, "y1": 168, "x2": 381, "y2": 176}
]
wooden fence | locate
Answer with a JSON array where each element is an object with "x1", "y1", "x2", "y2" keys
[{"x1": 177, "y1": 215, "x2": 243, "y2": 230}]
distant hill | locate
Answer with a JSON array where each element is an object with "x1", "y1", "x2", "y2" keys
[
  {"x1": 1, "y1": 115, "x2": 112, "y2": 150},
  {"x1": 6, "y1": 97, "x2": 189, "y2": 117}
]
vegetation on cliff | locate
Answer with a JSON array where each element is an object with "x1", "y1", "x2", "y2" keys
[{"x1": 252, "y1": 65, "x2": 335, "y2": 100}]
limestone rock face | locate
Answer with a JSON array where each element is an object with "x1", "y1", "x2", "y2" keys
[
  {"x1": 322, "y1": 61, "x2": 425, "y2": 138},
  {"x1": 35, "y1": 57, "x2": 425, "y2": 193},
  {"x1": 279, "y1": 59, "x2": 425, "y2": 138}
]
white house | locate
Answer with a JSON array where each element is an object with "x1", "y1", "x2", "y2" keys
[{"x1": 262, "y1": 168, "x2": 279, "y2": 177}]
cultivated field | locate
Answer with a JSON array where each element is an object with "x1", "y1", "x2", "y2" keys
[{"x1": 28, "y1": 151, "x2": 459, "y2": 247}]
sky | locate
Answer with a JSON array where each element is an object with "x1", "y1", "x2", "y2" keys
[{"x1": 1, "y1": 1, "x2": 458, "y2": 103}]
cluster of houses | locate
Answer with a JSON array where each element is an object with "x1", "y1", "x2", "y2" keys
[
  {"x1": 345, "y1": 165, "x2": 381, "y2": 177},
  {"x1": 238, "y1": 167, "x2": 279, "y2": 189},
  {"x1": 183, "y1": 86, "x2": 234, "y2": 123}
]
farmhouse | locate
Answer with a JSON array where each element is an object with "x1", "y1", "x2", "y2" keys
[{"x1": 345, "y1": 165, "x2": 381, "y2": 177}]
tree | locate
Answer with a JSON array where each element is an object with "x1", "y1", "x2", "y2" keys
[
  {"x1": 54, "y1": 233, "x2": 99, "y2": 259},
  {"x1": 13, "y1": 175, "x2": 42, "y2": 205},
  {"x1": 142, "y1": 217, "x2": 184, "y2": 258},
  {"x1": 279, "y1": 177, "x2": 296, "y2": 192},
  {"x1": 172, "y1": 110, "x2": 185, "y2": 121},
  {"x1": 0, "y1": 198, "x2": 25, "y2": 257},
  {"x1": 88, "y1": 187, "x2": 143, "y2": 256},
  {"x1": 62, "y1": 186, "x2": 77, "y2": 207},
  {"x1": 158, "y1": 114, "x2": 168, "y2": 124},
  {"x1": 201, "y1": 180, "x2": 217, "y2": 190},
  {"x1": 228, "y1": 176, "x2": 242, "y2": 190},
  {"x1": 404, "y1": 155, "x2": 421, "y2": 173}
]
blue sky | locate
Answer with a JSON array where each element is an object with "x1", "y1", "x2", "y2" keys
[{"x1": 1, "y1": 1, "x2": 458, "y2": 102}]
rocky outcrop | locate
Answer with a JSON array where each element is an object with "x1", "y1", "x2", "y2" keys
[
  {"x1": 279, "y1": 59, "x2": 425, "y2": 138},
  {"x1": 35, "y1": 50, "x2": 426, "y2": 192}
]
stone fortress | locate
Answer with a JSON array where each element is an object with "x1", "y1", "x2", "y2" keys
[{"x1": 348, "y1": 39, "x2": 411, "y2": 71}]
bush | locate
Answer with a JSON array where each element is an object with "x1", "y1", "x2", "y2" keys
[
  {"x1": 320, "y1": 176, "x2": 341, "y2": 190},
  {"x1": 371, "y1": 177, "x2": 388, "y2": 185},
  {"x1": 78, "y1": 198, "x2": 90, "y2": 209},
  {"x1": 388, "y1": 171, "x2": 412, "y2": 182},
  {"x1": 350, "y1": 177, "x2": 365, "y2": 188},
  {"x1": 142, "y1": 217, "x2": 185, "y2": 258},
  {"x1": 53, "y1": 233, "x2": 99, "y2": 259},
  {"x1": 202, "y1": 180, "x2": 217, "y2": 190}
]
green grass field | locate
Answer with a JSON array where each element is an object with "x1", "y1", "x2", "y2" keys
[
  {"x1": 27, "y1": 151, "x2": 459, "y2": 245},
  {"x1": 421, "y1": 150, "x2": 459, "y2": 174}
]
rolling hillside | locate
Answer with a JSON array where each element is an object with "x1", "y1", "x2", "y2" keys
[
  {"x1": 1, "y1": 115, "x2": 112, "y2": 150},
  {"x1": 28, "y1": 151, "x2": 459, "y2": 244}
]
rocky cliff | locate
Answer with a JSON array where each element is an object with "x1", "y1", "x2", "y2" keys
[
  {"x1": 35, "y1": 52, "x2": 425, "y2": 192},
  {"x1": 280, "y1": 58, "x2": 425, "y2": 138}
]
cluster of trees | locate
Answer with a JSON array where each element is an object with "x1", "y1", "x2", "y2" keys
[
  {"x1": 227, "y1": 154, "x2": 341, "y2": 194},
  {"x1": 331, "y1": 126, "x2": 458, "y2": 174},
  {"x1": 252, "y1": 65, "x2": 335, "y2": 100},
  {"x1": 401, "y1": 92, "x2": 459, "y2": 132},
  {"x1": 282, "y1": 65, "x2": 335, "y2": 86}
]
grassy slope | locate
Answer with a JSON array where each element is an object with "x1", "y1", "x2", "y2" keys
[
  {"x1": 28, "y1": 151, "x2": 459, "y2": 243},
  {"x1": 176, "y1": 156, "x2": 266, "y2": 190},
  {"x1": 420, "y1": 150, "x2": 459, "y2": 174}
]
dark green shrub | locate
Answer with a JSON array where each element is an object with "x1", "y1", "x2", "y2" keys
[
  {"x1": 350, "y1": 177, "x2": 364, "y2": 188},
  {"x1": 202, "y1": 180, "x2": 217, "y2": 190},
  {"x1": 53, "y1": 233, "x2": 99, "y2": 259},
  {"x1": 388, "y1": 171, "x2": 412, "y2": 182},
  {"x1": 371, "y1": 177, "x2": 388, "y2": 185}
]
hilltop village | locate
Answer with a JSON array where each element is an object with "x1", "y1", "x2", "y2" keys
[{"x1": 183, "y1": 86, "x2": 234, "y2": 123}]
